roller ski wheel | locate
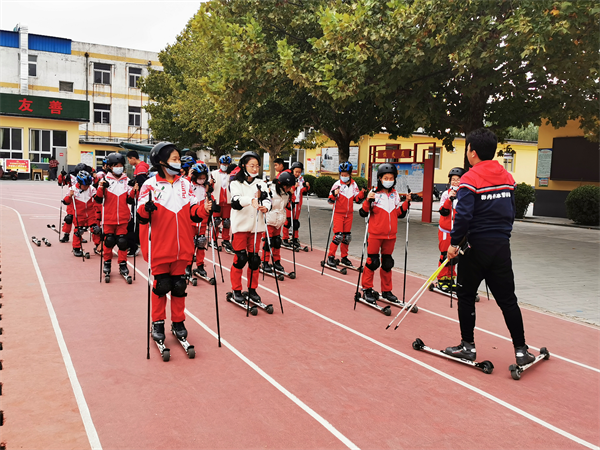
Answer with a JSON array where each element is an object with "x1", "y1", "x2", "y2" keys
[
  {"x1": 171, "y1": 322, "x2": 195, "y2": 358},
  {"x1": 226, "y1": 291, "x2": 257, "y2": 315},
  {"x1": 412, "y1": 338, "x2": 494, "y2": 374},
  {"x1": 31, "y1": 236, "x2": 42, "y2": 247},
  {"x1": 321, "y1": 260, "x2": 347, "y2": 275},
  {"x1": 378, "y1": 292, "x2": 418, "y2": 313},
  {"x1": 154, "y1": 340, "x2": 170, "y2": 362},
  {"x1": 85, "y1": 252, "x2": 91, "y2": 259},
  {"x1": 47, "y1": 224, "x2": 60, "y2": 234},
  {"x1": 509, "y1": 347, "x2": 549, "y2": 380},
  {"x1": 103, "y1": 261, "x2": 111, "y2": 283},
  {"x1": 244, "y1": 290, "x2": 273, "y2": 314},
  {"x1": 354, "y1": 291, "x2": 391, "y2": 316}
]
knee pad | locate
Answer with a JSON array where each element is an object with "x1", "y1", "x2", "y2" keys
[
  {"x1": 222, "y1": 218, "x2": 231, "y2": 229},
  {"x1": 262, "y1": 238, "x2": 270, "y2": 253},
  {"x1": 271, "y1": 235, "x2": 282, "y2": 249},
  {"x1": 332, "y1": 232, "x2": 343, "y2": 245},
  {"x1": 381, "y1": 254, "x2": 394, "y2": 272},
  {"x1": 365, "y1": 254, "x2": 380, "y2": 271},
  {"x1": 233, "y1": 250, "x2": 248, "y2": 269},
  {"x1": 283, "y1": 218, "x2": 291, "y2": 229},
  {"x1": 116, "y1": 235, "x2": 129, "y2": 251},
  {"x1": 248, "y1": 252, "x2": 261, "y2": 270},
  {"x1": 171, "y1": 275, "x2": 188, "y2": 297},
  {"x1": 104, "y1": 233, "x2": 117, "y2": 248},
  {"x1": 293, "y1": 219, "x2": 300, "y2": 230},
  {"x1": 153, "y1": 274, "x2": 173, "y2": 296},
  {"x1": 342, "y1": 232, "x2": 352, "y2": 245},
  {"x1": 195, "y1": 235, "x2": 207, "y2": 250},
  {"x1": 214, "y1": 217, "x2": 222, "y2": 228},
  {"x1": 64, "y1": 214, "x2": 73, "y2": 225}
]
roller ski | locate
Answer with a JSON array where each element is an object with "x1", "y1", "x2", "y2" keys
[
  {"x1": 31, "y1": 236, "x2": 42, "y2": 247},
  {"x1": 184, "y1": 265, "x2": 198, "y2": 286},
  {"x1": 192, "y1": 265, "x2": 215, "y2": 285},
  {"x1": 334, "y1": 257, "x2": 362, "y2": 272},
  {"x1": 171, "y1": 321, "x2": 195, "y2": 359},
  {"x1": 321, "y1": 256, "x2": 347, "y2": 275},
  {"x1": 42, "y1": 237, "x2": 51, "y2": 247},
  {"x1": 354, "y1": 288, "x2": 391, "y2": 316},
  {"x1": 103, "y1": 260, "x2": 111, "y2": 283},
  {"x1": 260, "y1": 262, "x2": 284, "y2": 281},
  {"x1": 411, "y1": 338, "x2": 494, "y2": 374},
  {"x1": 119, "y1": 262, "x2": 132, "y2": 284},
  {"x1": 226, "y1": 291, "x2": 257, "y2": 316},
  {"x1": 73, "y1": 247, "x2": 90, "y2": 259},
  {"x1": 244, "y1": 289, "x2": 274, "y2": 314},
  {"x1": 272, "y1": 260, "x2": 296, "y2": 279},
  {"x1": 221, "y1": 240, "x2": 234, "y2": 255},
  {"x1": 429, "y1": 279, "x2": 479, "y2": 302},
  {"x1": 376, "y1": 290, "x2": 418, "y2": 313},
  {"x1": 151, "y1": 320, "x2": 170, "y2": 362},
  {"x1": 47, "y1": 224, "x2": 60, "y2": 234},
  {"x1": 509, "y1": 346, "x2": 549, "y2": 380}
]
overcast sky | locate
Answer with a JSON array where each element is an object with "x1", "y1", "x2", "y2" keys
[{"x1": 0, "y1": 1, "x2": 204, "y2": 53}]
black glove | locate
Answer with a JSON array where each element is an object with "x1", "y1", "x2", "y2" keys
[
  {"x1": 61, "y1": 199, "x2": 68, "y2": 205},
  {"x1": 212, "y1": 202, "x2": 221, "y2": 213},
  {"x1": 145, "y1": 201, "x2": 157, "y2": 213},
  {"x1": 128, "y1": 178, "x2": 135, "y2": 187},
  {"x1": 100, "y1": 180, "x2": 109, "y2": 189},
  {"x1": 91, "y1": 224, "x2": 102, "y2": 235},
  {"x1": 60, "y1": 169, "x2": 67, "y2": 177},
  {"x1": 283, "y1": 217, "x2": 291, "y2": 229}
]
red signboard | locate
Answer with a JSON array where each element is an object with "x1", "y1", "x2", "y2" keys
[
  {"x1": 376, "y1": 149, "x2": 412, "y2": 159},
  {"x1": 6, "y1": 159, "x2": 30, "y2": 173}
]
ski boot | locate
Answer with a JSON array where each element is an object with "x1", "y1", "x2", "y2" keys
[
  {"x1": 232, "y1": 290, "x2": 246, "y2": 305},
  {"x1": 437, "y1": 278, "x2": 452, "y2": 293},
  {"x1": 282, "y1": 238, "x2": 291, "y2": 247},
  {"x1": 171, "y1": 321, "x2": 188, "y2": 339},
  {"x1": 119, "y1": 261, "x2": 132, "y2": 284},
  {"x1": 73, "y1": 247, "x2": 84, "y2": 257},
  {"x1": 221, "y1": 240, "x2": 233, "y2": 253},
  {"x1": 247, "y1": 288, "x2": 261, "y2": 303},
  {"x1": 59, "y1": 232, "x2": 70, "y2": 243},
  {"x1": 245, "y1": 288, "x2": 273, "y2": 314},
  {"x1": 340, "y1": 256, "x2": 353, "y2": 267},
  {"x1": 362, "y1": 288, "x2": 378, "y2": 304},
  {"x1": 193, "y1": 265, "x2": 208, "y2": 278},
  {"x1": 262, "y1": 261, "x2": 274, "y2": 274},
  {"x1": 103, "y1": 260, "x2": 111, "y2": 283},
  {"x1": 444, "y1": 340, "x2": 477, "y2": 361},
  {"x1": 515, "y1": 345, "x2": 536, "y2": 366},
  {"x1": 381, "y1": 291, "x2": 398, "y2": 303},
  {"x1": 327, "y1": 255, "x2": 338, "y2": 268},
  {"x1": 273, "y1": 260, "x2": 285, "y2": 273},
  {"x1": 151, "y1": 320, "x2": 166, "y2": 341}
]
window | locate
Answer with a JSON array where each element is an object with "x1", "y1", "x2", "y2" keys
[
  {"x1": 129, "y1": 67, "x2": 142, "y2": 88},
  {"x1": 0, "y1": 127, "x2": 23, "y2": 159},
  {"x1": 427, "y1": 145, "x2": 441, "y2": 169},
  {"x1": 94, "y1": 103, "x2": 110, "y2": 124},
  {"x1": 30, "y1": 130, "x2": 66, "y2": 163},
  {"x1": 28, "y1": 55, "x2": 37, "y2": 77},
  {"x1": 503, "y1": 154, "x2": 515, "y2": 172},
  {"x1": 59, "y1": 81, "x2": 74, "y2": 92},
  {"x1": 96, "y1": 150, "x2": 110, "y2": 167},
  {"x1": 128, "y1": 106, "x2": 141, "y2": 127},
  {"x1": 93, "y1": 62, "x2": 111, "y2": 85}
]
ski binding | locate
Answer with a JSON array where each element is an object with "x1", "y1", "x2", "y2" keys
[
  {"x1": 333, "y1": 258, "x2": 362, "y2": 272},
  {"x1": 243, "y1": 291, "x2": 274, "y2": 314},
  {"x1": 171, "y1": 326, "x2": 195, "y2": 359},
  {"x1": 226, "y1": 292, "x2": 258, "y2": 315},
  {"x1": 509, "y1": 347, "x2": 549, "y2": 380},
  {"x1": 428, "y1": 282, "x2": 480, "y2": 302},
  {"x1": 412, "y1": 338, "x2": 494, "y2": 374},
  {"x1": 321, "y1": 260, "x2": 347, "y2": 275},
  {"x1": 259, "y1": 267, "x2": 284, "y2": 281},
  {"x1": 354, "y1": 292, "x2": 391, "y2": 316}
]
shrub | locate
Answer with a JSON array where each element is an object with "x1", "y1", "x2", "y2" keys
[
  {"x1": 565, "y1": 185, "x2": 600, "y2": 226},
  {"x1": 514, "y1": 182, "x2": 536, "y2": 219},
  {"x1": 314, "y1": 175, "x2": 337, "y2": 198},
  {"x1": 303, "y1": 174, "x2": 316, "y2": 194},
  {"x1": 352, "y1": 176, "x2": 368, "y2": 191}
]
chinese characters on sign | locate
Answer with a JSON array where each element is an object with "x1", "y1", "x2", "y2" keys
[
  {"x1": 49, "y1": 101, "x2": 63, "y2": 114},
  {"x1": 18, "y1": 98, "x2": 33, "y2": 112},
  {"x1": 17, "y1": 98, "x2": 63, "y2": 115}
]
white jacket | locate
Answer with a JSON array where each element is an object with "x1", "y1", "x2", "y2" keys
[
  {"x1": 230, "y1": 177, "x2": 272, "y2": 233},
  {"x1": 265, "y1": 182, "x2": 290, "y2": 228},
  {"x1": 211, "y1": 169, "x2": 232, "y2": 205}
]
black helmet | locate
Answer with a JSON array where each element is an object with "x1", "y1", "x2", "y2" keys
[
  {"x1": 239, "y1": 151, "x2": 260, "y2": 166},
  {"x1": 106, "y1": 152, "x2": 125, "y2": 166},
  {"x1": 76, "y1": 170, "x2": 93, "y2": 186},
  {"x1": 448, "y1": 167, "x2": 466, "y2": 178},
  {"x1": 278, "y1": 171, "x2": 295, "y2": 187},
  {"x1": 150, "y1": 142, "x2": 178, "y2": 167},
  {"x1": 339, "y1": 161, "x2": 353, "y2": 173},
  {"x1": 180, "y1": 155, "x2": 195, "y2": 170},
  {"x1": 74, "y1": 162, "x2": 88, "y2": 173},
  {"x1": 291, "y1": 161, "x2": 303, "y2": 171},
  {"x1": 377, "y1": 163, "x2": 398, "y2": 178}
]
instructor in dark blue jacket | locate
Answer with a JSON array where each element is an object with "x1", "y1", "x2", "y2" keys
[{"x1": 444, "y1": 128, "x2": 535, "y2": 367}]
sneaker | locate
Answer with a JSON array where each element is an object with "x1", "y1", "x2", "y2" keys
[
  {"x1": 327, "y1": 255, "x2": 338, "y2": 268},
  {"x1": 340, "y1": 256, "x2": 353, "y2": 267},
  {"x1": 382, "y1": 291, "x2": 399, "y2": 303},
  {"x1": 151, "y1": 320, "x2": 166, "y2": 342},
  {"x1": 444, "y1": 340, "x2": 476, "y2": 361},
  {"x1": 262, "y1": 261, "x2": 273, "y2": 273},
  {"x1": 247, "y1": 288, "x2": 261, "y2": 303},
  {"x1": 59, "y1": 233, "x2": 70, "y2": 243},
  {"x1": 171, "y1": 321, "x2": 188, "y2": 339},
  {"x1": 273, "y1": 260, "x2": 285, "y2": 273},
  {"x1": 515, "y1": 345, "x2": 536, "y2": 366},
  {"x1": 362, "y1": 288, "x2": 377, "y2": 304},
  {"x1": 73, "y1": 247, "x2": 84, "y2": 257}
]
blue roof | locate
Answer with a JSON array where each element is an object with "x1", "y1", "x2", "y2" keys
[{"x1": 0, "y1": 30, "x2": 71, "y2": 54}]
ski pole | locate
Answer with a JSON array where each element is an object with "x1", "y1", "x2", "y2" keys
[
  {"x1": 485, "y1": 281, "x2": 490, "y2": 301},
  {"x1": 321, "y1": 194, "x2": 337, "y2": 275},
  {"x1": 263, "y1": 212, "x2": 284, "y2": 313},
  {"x1": 147, "y1": 191, "x2": 153, "y2": 360},
  {"x1": 290, "y1": 199, "x2": 296, "y2": 275},
  {"x1": 211, "y1": 213, "x2": 225, "y2": 283},
  {"x1": 72, "y1": 189, "x2": 85, "y2": 263},
  {"x1": 388, "y1": 259, "x2": 451, "y2": 330},
  {"x1": 133, "y1": 194, "x2": 138, "y2": 281},
  {"x1": 59, "y1": 170, "x2": 64, "y2": 241},
  {"x1": 402, "y1": 186, "x2": 411, "y2": 306},
  {"x1": 209, "y1": 215, "x2": 221, "y2": 347},
  {"x1": 306, "y1": 192, "x2": 313, "y2": 251},
  {"x1": 246, "y1": 209, "x2": 260, "y2": 317},
  {"x1": 100, "y1": 194, "x2": 105, "y2": 283},
  {"x1": 354, "y1": 206, "x2": 371, "y2": 310}
]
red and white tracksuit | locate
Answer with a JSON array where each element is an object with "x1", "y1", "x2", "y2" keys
[
  {"x1": 62, "y1": 184, "x2": 101, "y2": 249},
  {"x1": 211, "y1": 168, "x2": 232, "y2": 242},
  {"x1": 262, "y1": 183, "x2": 290, "y2": 264},
  {"x1": 137, "y1": 175, "x2": 207, "y2": 323},
  {"x1": 96, "y1": 172, "x2": 135, "y2": 263},
  {"x1": 361, "y1": 189, "x2": 410, "y2": 292},
  {"x1": 59, "y1": 174, "x2": 76, "y2": 234},
  {"x1": 282, "y1": 173, "x2": 307, "y2": 240},
  {"x1": 230, "y1": 178, "x2": 271, "y2": 291},
  {"x1": 189, "y1": 179, "x2": 209, "y2": 268},
  {"x1": 327, "y1": 179, "x2": 365, "y2": 258},
  {"x1": 437, "y1": 189, "x2": 457, "y2": 280}
]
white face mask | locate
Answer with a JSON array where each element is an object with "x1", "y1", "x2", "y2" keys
[
  {"x1": 112, "y1": 167, "x2": 124, "y2": 176},
  {"x1": 164, "y1": 163, "x2": 181, "y2": 176},
  {"x1": 382, "y1": 180, "x2": 394, "y2": 189},
  {"x1": 340, "y1": 176, "x2": 350, "y2": 183},
  {"x1": 197, "y1": 178, "x2": 206, "y2": 185},
  {"x1": 220, "y1": 164, "x2": 228, "y2": 172}
]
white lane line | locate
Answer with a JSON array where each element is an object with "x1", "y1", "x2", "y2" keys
[
  {"x1": 123, "y1": 259, "x2": 360, "y2": 450},
  {"x1": 283, "y1": 257, "x2": 600, "y2": 374},
  {"x1": 206, "y1": 257, "x2": 600, "y2": 450},
  {"x1": 2, "y1": 205, "x2": 102, "y2": 450}
]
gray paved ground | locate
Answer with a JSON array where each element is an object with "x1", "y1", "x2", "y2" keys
[{"x1": 295, "y1": 195, "x2": 600, "y2": 326}]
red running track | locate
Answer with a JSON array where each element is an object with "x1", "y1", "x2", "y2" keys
[{"x1": 1, "y1": 182, "x2": 598, "y2": 450}]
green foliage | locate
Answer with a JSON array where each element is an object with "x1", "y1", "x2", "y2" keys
[
  {"x1": 565, "y1": 185, "x2": 600, "y2": 226},
  {"x1": 303, "y1": 174, "x2": 316, "y2": 194},
  {"x1": 352, "y1": 176, "x2": 368, "y2": 191},
  {"x1": 514, "y1": 183, "x2": 536, "y2": 219},
  {"x1": 505, "y1": 124, "x2": 539, "y2": 142},
  {"x1": 314, "y1": 175, "x2": 336, "y2": 198}
]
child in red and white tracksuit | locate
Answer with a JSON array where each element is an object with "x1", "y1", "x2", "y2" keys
[
  {"x1": 360, "y1": 164, "x2": 410, "y2": 304},
  {"x1": 62, "y1": 172, "x2": 101, "y2": 256},
  {"x1": 281, "y1": 162, "x2": 310, "y2": 247},
  {"x1": 187, "y1": 163, "x2": 213, "y2": 280},
  {"x1": 211, "y1": 155, "x2": 233, "y2": 252},
  {"x1": 58, "y1": 171, "x2": 76, "y2": 241},
  {"x1": 137, "y1": 143, "x2": 209, "y2": 343},
  {"x1": 229, "y1": 152, "x2": 271, "y2": 305},
  {"x1": 326, "y1": 163, "x2": 366, "y2": 268},
  {"x1": 436, "y1": 167, "x2": 466, "y2": 292},
  {"x1": 262, "y1": 171, "x2": 295, "y2": 275}
]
